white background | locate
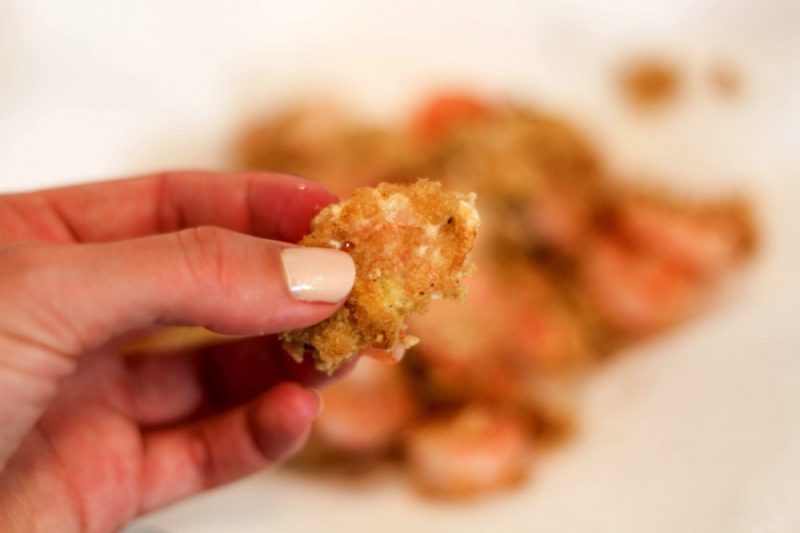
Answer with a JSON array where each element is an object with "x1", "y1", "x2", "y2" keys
[{"x1": 1, "y1": 1, "x2": 799, "y2": 532}]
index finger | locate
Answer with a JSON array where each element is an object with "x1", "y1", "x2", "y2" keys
[{"x1": 2, "y1": 171, "x2": 337, "y2": 243}]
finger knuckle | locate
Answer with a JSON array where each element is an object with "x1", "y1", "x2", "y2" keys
[
  {"x1": 174, "y1": 226, "x2": 233, "y2": 292},
  {"x1": 0, "y1": 241, "x2": 48, "y2": 286}
]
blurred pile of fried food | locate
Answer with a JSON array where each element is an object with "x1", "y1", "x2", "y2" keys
[{"x1": 236, "y1": 92, "x2": 756, "y2": 498}]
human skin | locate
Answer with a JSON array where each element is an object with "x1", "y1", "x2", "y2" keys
[{"x1": 0, "y1": 171, "x2": 355, "y2": 532}]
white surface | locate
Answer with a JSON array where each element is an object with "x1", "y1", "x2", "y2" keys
[{"x1": 1, "y1": 2, "x2": 799, "y2": 532}]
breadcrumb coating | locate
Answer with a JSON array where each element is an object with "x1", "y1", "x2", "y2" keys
[{"x1": 281, "y1": 179, "x2": 480, "y2": 373}]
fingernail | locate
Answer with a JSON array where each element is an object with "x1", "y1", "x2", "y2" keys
[
  {"x1": 312, "y1": 389, "x2": 324, "y2": 417},
  {"x1": 280, "y1": 247, "x2": 355, "y2": 303}
]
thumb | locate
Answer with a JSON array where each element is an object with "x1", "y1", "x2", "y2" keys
[
  {"x1": 0, "y1": 227, "x2": 353, "y2": 465},
  {"x1": 0, "y1": 227, "x2": 355, "y2": 352}
]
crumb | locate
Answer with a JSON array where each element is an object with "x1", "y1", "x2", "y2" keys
[
  {"x1": 619, "y1": 58, "x2": 680, "y2": 108},
  {"x1": 281, "y1": 179, "x2": 480, "y2": 373}
]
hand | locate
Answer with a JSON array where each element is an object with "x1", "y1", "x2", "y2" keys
[{"x1": 0, "y1": 171, "x2": 356, "y2": 532}]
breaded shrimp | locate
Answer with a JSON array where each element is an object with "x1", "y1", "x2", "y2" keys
[{"x1": 282, "y1": 179, "x2": 480, "y2": 373}]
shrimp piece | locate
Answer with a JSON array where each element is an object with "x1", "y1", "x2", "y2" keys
[
  {"x1": 410, "y1": 264, "x2": 587, "y2": 403},
  {"x1": 582, "y1": 193, "x2": 756, "y2": 336},
  {"x1": 313, "y1": 358, "x2": 418, "y2": 456},
  {"x1": 404, "y1": 405, "x2": 532, "y2": 497},
  {"x1": 408, "y1": 268, "x2": 511, "y2": 402},
  {"x1": 582, "y1": 237, "x2": 699, "y2": 336},
  {"x1": 616, "y1": 195, "x2": 755, "y2": 279},
  {"x1": 410, "y1": 91, "x2": 493, "y2": 142}
]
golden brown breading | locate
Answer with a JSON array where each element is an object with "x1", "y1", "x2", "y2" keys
[{"x1": 281, "y1": 179, "x2": 480, "y2": 373}]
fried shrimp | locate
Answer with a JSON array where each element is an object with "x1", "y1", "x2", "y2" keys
[{"x1": 281, "y1": 179, "x2": 480, "y2": 373}]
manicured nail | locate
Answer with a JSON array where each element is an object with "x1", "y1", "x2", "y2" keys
[{"x1": 280, "y1": 247, "x2": 355, "y2": 303}]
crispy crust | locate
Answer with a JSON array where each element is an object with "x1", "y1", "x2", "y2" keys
[{"x1": 281, "y1": 179, "x2": 480, "y2": 373}]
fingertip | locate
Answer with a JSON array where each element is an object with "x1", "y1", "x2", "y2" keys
[
  {"x1": 248, "y1": 172, "x2": 339, "y2": 243},
  {"x1": 251, "y1": 382, "x2": 320, "y2": 461},
  {"x1": 271, "y1": 381, "x2": 321, "y2": 424},
  {"x1": 362, "y1": 346, "x2": 406, "y2": 364}
]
